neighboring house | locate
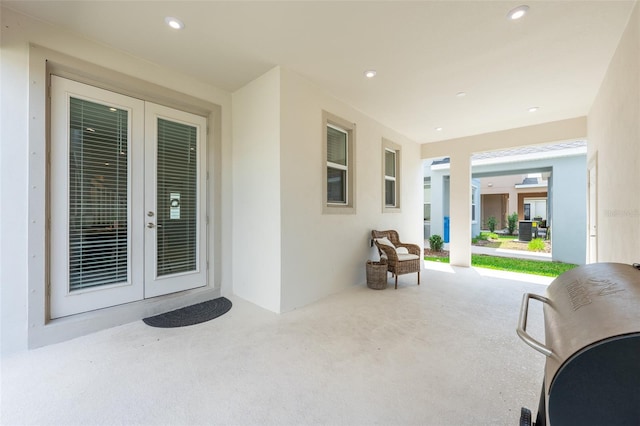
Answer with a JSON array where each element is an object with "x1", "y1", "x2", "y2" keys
[
  {"x1": 481, "y1": 174, "x2": 549, "y2": 229},
  {"x1": 424, "y1": 141, "x2": 587, "y2": 265}
]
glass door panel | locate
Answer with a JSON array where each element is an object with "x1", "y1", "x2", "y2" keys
[
  {"x1": 156, "y1": 118, "x2": 198, "y2": 277},
  {"x1": 144, "y1": 104, "x2": 207, "y2": 298},
  {"x1": 50, "y1": 76, "x2": 145, "y2": 319},
  {"x1": 68, "y1": 97, "x2": 129, "y2": 291}
]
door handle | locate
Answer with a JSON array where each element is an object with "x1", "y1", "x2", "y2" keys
[{"x1": 147, "y1": 222, "x2": 155, "y2": 229}]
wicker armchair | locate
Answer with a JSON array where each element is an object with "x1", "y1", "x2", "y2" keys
[{"x1": 371, "y1": 230, "x2": 421, "y2": 289}]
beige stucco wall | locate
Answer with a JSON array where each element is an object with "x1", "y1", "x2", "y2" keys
[
  {"x1": 1, "y1": 6, "x2": 423, "y2": 352},
  {"x1": 588, "y1": 2, "x2": 640, "y2": 264},
  {"x1": 231, "y1": 67, "x2": 282, "y2": 312},
  {"x1": 230, "y1": 67, "x2": 422, "y2": 314},
  {"x1": 279, "y1": 68, "x2": 422, "y2": 312}
]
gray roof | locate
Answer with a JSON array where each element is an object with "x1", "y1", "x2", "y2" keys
[
  {"x1": 471, "y1": 140, "x2": 587, "y2": 161},
  {"x1": 430, "y1": 140, "x2": 586, "y2": 166}
]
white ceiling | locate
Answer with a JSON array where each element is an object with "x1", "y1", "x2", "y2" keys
[{"x1": 4, "y1": 1, "x2": 635, "y2": 143}]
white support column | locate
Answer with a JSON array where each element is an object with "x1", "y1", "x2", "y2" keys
[{"x1": 449, "y1": 153, "x2": 472, "y2": 267}]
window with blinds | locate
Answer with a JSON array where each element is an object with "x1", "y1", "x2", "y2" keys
[
  {"x1": 327, "y1": 124, "x2": 348, "y2": 204},
  {"x1": 322, "y1": 111, "x2": 355, "y2": 213},
  {"x1": 156, "y1": 118, "x2": 198, "y2": 276},
  {"x1": 69, "y1": 97, "x2": 129, "y2": 290},
  {"x1": 382, "y1": 139, "x2": 400, "y2": 211}
]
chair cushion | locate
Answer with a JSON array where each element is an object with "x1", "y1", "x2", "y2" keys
[
  {"x1": 397, "y1": 253, "x2": 420, "y2": 261},
  {"x1": 376, "y1": 237, "x2": 412, "y2": 256},
  {"x1": 375, "y1": 237, "x2": 395, "y2": 248}
]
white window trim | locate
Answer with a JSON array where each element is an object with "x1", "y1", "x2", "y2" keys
[
  {"x1": 322, "y1": 111, "x2": 356, "y2": 214},
  {"x1": 326, "y1": 123, "x2": 349, "y2": 205},
  {"x1": 382, "y1": 138, "x2": 401, "y2": 212}
]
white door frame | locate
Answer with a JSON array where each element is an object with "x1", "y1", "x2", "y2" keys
[
  {"x1": 588, "y1": 153, "x2": 598, "y2": 264},
  {"x1": 50, "y1": 77, "x2": 207, "y2": 318}
]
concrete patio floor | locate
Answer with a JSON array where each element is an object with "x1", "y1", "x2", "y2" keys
[{"x1": 1, "y1": 263, "x2": 551, "y2": 425}]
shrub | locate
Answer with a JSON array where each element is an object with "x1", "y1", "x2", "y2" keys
[
  {"x1": 429, "y1": 234, "x2": 444, "y2": 252},
  {"x1": 487, "y1": 216, "x2": 497, "y2": 233},
  {"x1": 507, "y1": 212, "x2": 518, "y2": 235},
  {"x1": 488, "y1": 233, "x2": 499, "y2": 240},
  {"x1": 528, "y1": 238, "x2": 545, "y2": 252}
]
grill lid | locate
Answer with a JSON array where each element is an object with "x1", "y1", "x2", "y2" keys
[{"x1": 542, "y1": 263, "x2": 640, "y2": 389}]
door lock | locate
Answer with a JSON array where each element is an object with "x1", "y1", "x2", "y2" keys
[
  {"x1": 147, "y1": 211, "x2": 154, "y2": 217},
  {"x1": 147, "y1": 222, "x2": 155, "y2": 228}
]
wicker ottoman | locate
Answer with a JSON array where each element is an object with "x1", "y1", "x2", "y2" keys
[{"x1": 366, "y1": 260, "x2": 388, "y2": 289}]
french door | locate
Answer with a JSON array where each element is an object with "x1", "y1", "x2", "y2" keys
[{"x1": 50, "y1": 77, "x2": 207, "y2": 318}]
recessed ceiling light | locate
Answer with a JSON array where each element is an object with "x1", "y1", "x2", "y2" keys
[
  {"x1": 507, "y1": 5, "x2": 529, "y2": 20},
  {"x1": 165, "y1": 16, "x2": 185, "y2": 30},
  {"x1": 364, "y1": 70, "x2": 377, "y2": 78},
  {"x1": 435, "y1": 127, "x2": 443, "y2": 131},
  {"x1": 528, "y1": 106, "x2": 539, "y2": 112},
  {"x1": 456, "y1": 92, "x2": 467, "y2": 98}
]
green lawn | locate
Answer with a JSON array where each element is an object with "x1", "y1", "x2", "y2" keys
[
  {"x1": 473, "y1": 232, "x2": 551, "y2": 252},
  {"x1": 474, "y1": 233, "x2": 524, "y2": 248},
  {"x1": 423, "y1": 254, "x2": 578, "y2": 277}
]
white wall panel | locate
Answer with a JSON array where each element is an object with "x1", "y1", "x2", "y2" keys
[{"x1": 588, "y1": 3, "x2": 640, "y2": 265}]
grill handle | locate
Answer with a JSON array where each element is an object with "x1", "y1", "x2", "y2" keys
[{"x1": 517, "y1": 293, "x2": 553, "y2": 357}]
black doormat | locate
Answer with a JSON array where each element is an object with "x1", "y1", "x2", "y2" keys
[{"x1": 143, "y1": 297, "x2": 232, "y2": 328}]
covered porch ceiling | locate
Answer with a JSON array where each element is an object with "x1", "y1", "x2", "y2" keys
[{"x1": 3, "y1": 1, "x2": 635, "y2": 143}]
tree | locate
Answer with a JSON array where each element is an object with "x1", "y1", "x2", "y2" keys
[
  {"x1": 487, "y1": 216, "x2": 497, "y2": 233},
  {"x1": 507, "y1": 212, "x2": 518, "y2": 235},
  {"x1": 429, "y1": 234, "x2": 444, "y2": 252}
]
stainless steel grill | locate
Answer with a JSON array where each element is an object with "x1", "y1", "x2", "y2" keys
[{"x1": 517, "y1": 262, "x2": 640, "y2": 426}]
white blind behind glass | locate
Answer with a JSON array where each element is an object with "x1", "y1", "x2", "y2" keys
[
  {"x1": 69, "y1": 97, "x2": 128, "y2": 291},
  {"x1": 385, "y1": 150, "x2": 395, "y2": 177},
  {"x1": 156, "y1": 118, "x2": 198, "y2": 276},
  {"x1": 327, "y1": 126, "x2": 347, "y2": 165}
]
